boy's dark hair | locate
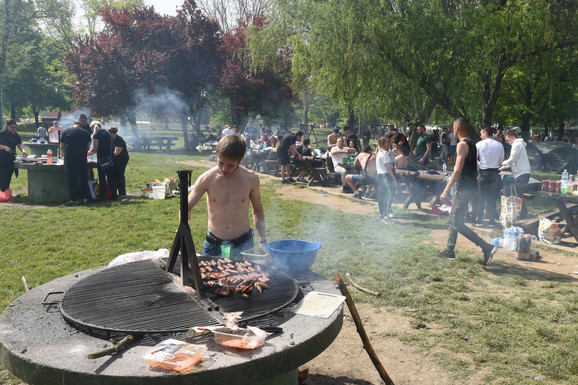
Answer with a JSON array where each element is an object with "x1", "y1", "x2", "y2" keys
[
  {"x1": 217, "y1": 134, "x2": 246, "y2": 160},
  {"x1": 5, "y1": 119, "x2": 16, "y2": 126},
  {"x1": 363, "y1": 145, "x2": 373, "y2": 153},
  {"x1": 296, "y1": 131, "x2": 304, "y2": 137},
  {"x1": 481, "y1": 126, "x2": 493, "y2": 136},
  {"x1": 303, "y1": 137, "x2": 311, "y2": 146}
]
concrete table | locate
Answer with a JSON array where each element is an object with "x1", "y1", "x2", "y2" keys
[
  {"x1": 14, "y1": 160, "x2": 70, "y2": 200},
  {"x1": 24, "y1": 142, "x2": 60, "y2": 156},
  {"x1": 0, "y1": 267, "x2": 343, "y2": 385}
]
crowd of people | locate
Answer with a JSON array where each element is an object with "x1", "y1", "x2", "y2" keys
[
  {"x1": 0, "y1": 115, "x2": 130, "y2": 206},
  {"x1": 59, "y1": 115, "x2": 130, "y2": 205}
]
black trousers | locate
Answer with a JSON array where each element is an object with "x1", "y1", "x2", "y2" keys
[
  {"x1": 97, "y1": 164, "x2": 117, "y2": 200},
  {"x1": 0, "y1": 165, "x2": 14, "y2": 191},
  {"x1": 475, "y1": 168, "x2": 500, "y2": 222},
  {"x1": 64, "y1": 159, "x2": 90, "y2": 201}
]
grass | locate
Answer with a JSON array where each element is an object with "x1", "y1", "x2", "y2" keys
[{"x1": 1, "y1": 149, "x2": 577, "y2": 384}]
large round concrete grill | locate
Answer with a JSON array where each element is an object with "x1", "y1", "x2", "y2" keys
[{"x1": 60, "y1": 259, "x2": 299, "y2": 337}]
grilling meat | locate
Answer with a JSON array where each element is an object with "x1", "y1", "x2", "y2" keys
[{"x1": 199, "y1": 259, "x2": 270, "y2": 298}]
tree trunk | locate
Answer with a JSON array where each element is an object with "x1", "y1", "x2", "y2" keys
[
  {"x1": 347, "y1": 104, "x2": 354, "y2": 128},
  {"x1": 520, "y1": 82, "x2": 532, "y2": 142},
  {"x1": 125, "y1": 107, "x2": 141, "y2": 150},
  {"x1": 33, "y1": 106, "x2": 40, "y2": 126},
  {"x1": 181, "y1": 114, "x2": 190, "y2": 150},
  {"x1": 481, "y1": 52, "x2": 507, "y2": 128},
  {"x1": 302, "y1": 88, "x2": 309, "y2": 126},
  {"x1": 557, "y1": 119, "x2": 565, "y2": 141}
]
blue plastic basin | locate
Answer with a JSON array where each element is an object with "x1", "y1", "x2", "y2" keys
[{"x1": 265, "y1": 240, "x2": 322, "y2": 273}]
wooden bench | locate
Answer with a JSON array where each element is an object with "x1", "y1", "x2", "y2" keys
[{"x1": 516, "y1": 204, "x2": 578, "y2": 236}]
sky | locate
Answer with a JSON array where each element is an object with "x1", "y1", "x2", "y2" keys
[{"x1": 143, "y1": 0, "x2": 182, "y2": 16}]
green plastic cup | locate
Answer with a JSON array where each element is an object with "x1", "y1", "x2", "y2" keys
[{"x1": 220, "y1": 243, "x2": 231, "y2": 259}]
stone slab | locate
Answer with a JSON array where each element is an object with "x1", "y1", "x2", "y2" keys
[{"x1": 0, "y1": 267, "x2": 342, "y2": 385}]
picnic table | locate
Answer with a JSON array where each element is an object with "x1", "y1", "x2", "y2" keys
[
  {"x1": 141, "y1": 136, "x2": 178, "y2": 151},
  {"x1": 294, "y1": 155, "x2": 329, "y2": 186},
  {"x1": 396, "y1": 169, "x2": 448, "y2": 209}
]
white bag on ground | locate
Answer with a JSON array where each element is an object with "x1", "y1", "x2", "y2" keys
[{"x1": 538, "y1": 216, "x2": 562, "y2": 244}]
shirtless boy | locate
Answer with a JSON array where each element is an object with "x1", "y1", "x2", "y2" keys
[{"x1": 187, "y1": 134, "x2": 266, "y2": 257}]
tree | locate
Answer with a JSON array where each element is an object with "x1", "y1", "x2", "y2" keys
[
  {"x1": 66, "y1": 1, "x2": 223, "y2": 148},
  {"x1": 79, "y1": 0, "x2": 145, "y2": 34},
  {"x1": 220, "y1": 16, "x2": 294, "y2": 128}
]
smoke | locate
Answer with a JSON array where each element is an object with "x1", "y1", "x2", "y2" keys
[
  {"x1": 132, "y1": 86, "x2": 188, "y2": 133},
  {"x1": 60, "y1": 108, "x2": 91, "y2": 129}
]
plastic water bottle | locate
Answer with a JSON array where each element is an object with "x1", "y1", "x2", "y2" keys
[
  {"x1": 442, "y1": 161, "x2": 447, "y2": 174},
  {"x1": 46, "y1": 149, "x2": 53, "y2": 165},
  {"x1": 561, "y1": 169, "x2": 568, "y2": 194}
]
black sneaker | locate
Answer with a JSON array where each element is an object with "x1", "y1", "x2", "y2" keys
[
  {"x1": 437, "y1": 250, "x2": 456, "y2": 261},
  {"x1": 483, "y1": 245, "x2": 497, "y2": 266},
  {"x1": 287, "y1": 177, "x2": 296, "y2": 183},
  {"x1": 281, "y1": 179, "x2": 289, "y2": 184}
]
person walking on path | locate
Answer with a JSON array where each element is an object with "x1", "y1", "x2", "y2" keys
[{"x1": 438, "y1": 117, "x2": 497, "y2": 265}]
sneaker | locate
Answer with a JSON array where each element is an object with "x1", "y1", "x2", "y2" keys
[
  {"x1": 351, "y1": 191, "x2": 362, "y2": 199},
  {"x1": 437, "y1": 250, "x2": 456, "y2": 261},
  {"x1": 281, "y1": 179, "x2": 289, "y2": 184},
  {"x1": 483, "y1": 245, "x2": 497, "y2": 266},
  {"x1": 287, "y1": 177, "x2": 296, "y2": 183}
]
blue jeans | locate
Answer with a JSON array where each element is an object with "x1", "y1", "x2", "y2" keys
[
  {"x1": 377, "y1": 174, "x2": 392, "y2": 218},
  {"x1": 202, "y1": 229, "x2": 254, "y2": 258}
]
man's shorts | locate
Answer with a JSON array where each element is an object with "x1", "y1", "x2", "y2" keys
[
  {"x1": 278, "y1": 149, "x2": 290, "y2": 166},
  {"x1": 202, "y1": 228, "x2": 254, "y2": 258}
]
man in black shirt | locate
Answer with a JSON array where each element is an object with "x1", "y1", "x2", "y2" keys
[
  {"x1": 438, "y1": 117, "x2": 497, "y2": 266},
  {"x1": 344, "y1": 125, "x2": 359, "y2": 153},
  {"x1": 79, "y1": 114, "x2": 91, "y2": 135},
  {"x1": 277, "y1": 131, "x2": 303, "y2": 183},
  {"x1": 0, "y1": 120, "x2": 27, "y2": 193},
  {"x1": 60, "y1": 122, "x2": 92, "y2": 205}
]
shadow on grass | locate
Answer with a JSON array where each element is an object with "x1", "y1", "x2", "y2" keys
[
  {"x1": 486, "y1": 261, "x2": 578, "y2": 283},
  {"x1": 11, "y1": 195, "x2": 152, "y2": 208},
  {"x1": 307, "y1": 374, "x2": 374, "y2": 385}
]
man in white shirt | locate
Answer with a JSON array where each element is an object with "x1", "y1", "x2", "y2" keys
[
  {"x1": 500, "y1": 130, "x2": 531, "y2": 184},
  {"x1": 221, "y1": 125, "x2": 234, "y2": 137},
  {"x1": 330, "y1": 137, "x2": 355, "y2": 191},
  {"x1": 474, "y1": 127, "x2": 505, "y2": 227}
]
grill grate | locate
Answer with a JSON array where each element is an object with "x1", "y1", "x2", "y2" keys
[
  {"x1": 60, "y1": 260, "x2": 222, "y2": 336},
  {"x1": 61, "y1": 258, "x2": 300, "y2": 338}
]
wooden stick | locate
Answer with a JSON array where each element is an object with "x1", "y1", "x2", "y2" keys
[
  {"x1": 335, "y1": 274, "x2": 395, "y2": 385},
  {"x1": 87, "y1": 334, "x2": 134, "y2": 359},
  {"x1": 21, "y1": 276, "x2": 30, "y2": 292},
  {"x1": 346, "y1": 273, "x2": 380, "y2": 297}
]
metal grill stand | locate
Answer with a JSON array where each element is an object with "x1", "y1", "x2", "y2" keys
[{"x1": 165, "y1": 169, "x2": 205, "y2": 298}]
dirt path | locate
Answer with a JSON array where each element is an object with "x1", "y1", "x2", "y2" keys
[{"x1": 180, "y1": 160, "x2": 578, "y2": 384}]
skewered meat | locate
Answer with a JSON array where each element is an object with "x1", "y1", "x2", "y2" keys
[{"x1": 198, "y1": 259, "x2": 270, "y2": 298}]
